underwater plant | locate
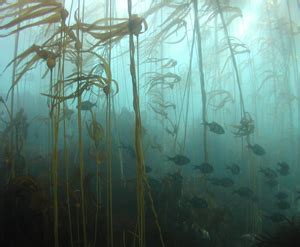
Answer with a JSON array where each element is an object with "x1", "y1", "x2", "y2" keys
[{"x1": 255, "y1": 217, "x2": 300, "y2": 247}]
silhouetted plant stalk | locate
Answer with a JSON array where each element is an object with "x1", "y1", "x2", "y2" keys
[
  {"x1": 193, "y1": 0, "x2": 208, "y2": 162},
  {"x1": 75, "y1": 1, "x2": 87, "y2": 246},
  {"x1": 50, "y1": 10, "x2": 69, "y2": 246},
  {"x1": 215, "y1": 0, "x2": 246, "y2": 116},
  {"x1": 286, "y1": 0, "x2": 300, "y2": 165},
  {"x1": 61, "y1": 11, "x2": 74, "y2": 246},
  {"x1": 128, "y1": 0, "x2": 146, "y2": 246},
  {"x1": 9, "y1": 18, "x2": 21, "y2": 179},
  {"x1": 105, "y1": 1, "x2": 114, "y2": 247}
]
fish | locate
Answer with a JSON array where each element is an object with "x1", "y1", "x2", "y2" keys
[
  {"x1": 150, "y1": 143, "x2": 163, "y2": 153},
  {"x1": 86, "y1": 118, "x2": 105, "y2": 147},
  {"x1": 189, "y1": 196, "x2": 209, "y2": 209},
  {"x1": 259, "y1": 167, "x2": 278, "y2": 179},
  {"x1": 202, "y1": 121, "x2": 225, "y2": 134},
  {"x1": 165, "y1": 127, "x2": 177, "y2": 137},
  {"x1": 277, "y1": 161, "x2": 290, "y2": 176},
  {"x1": 276, "y1": 200, "x2": 290, "y2": 210},
  {"x1": 167, "y1": 154, "x2": 190, "y2": 166},
  {"x1": 88, "y1": 147, "x2": 107, "y2": 165},
  {"x1": 207, "y1": 177, "x2": 222, "y2": 186},
  {"x1": 194, "y1": 162, "x2": 214, "y2": 174},
  {"x1": 252, "y1": 195, "x2": 259, "y2": 203},
  {"x1": 265, "y1": 179, "x2": 278, "y2": 188},
  {"x1": 147, "y1": 177, "x2": 162, "y2": 192},
  {"x1": 77, "y1": 100, "x2": 96, "y2": 111},
  {"x1": 275, "y1": 192, "x2": 288, "y2": 200},
  {"x1": 208, "y1": 177, "x2": 234, "y2": 188},
  {"x1": 30, "y1": 154, "x2": 47, "y2": 165},
  {"x1": 200, "y1": 228, "x2": 210, "y2": 240},
  {"x1": 145, "y1": 165, "x2": 152, "y2": 173},
  {"x1": 247, "y1": 143, "x2": 266, "y2": 156},
  {"x1": 219, "y1": 177, "x2": 234, "y2": 187},
  {"x1": 264, "y1": 212, "x2": 286, "y2": 223},
  {"x1": 233, "y1": 187, "x2": 255, "y2": 200},
  {"x1": 226, "y1": 163, "x2": 240, "y2": 175},
  {"x1": 0, "y1": 95, "x2": 5, "y2": 104},
  {"x1": 240, "y1": 233, "x2": 257, "y2": 243},
  {"x1": 118, "y1": 142, "x2": 135, "y2": 158},
  {"x1": 63, "y1": 107, "x2": 74, "y2": 120}
]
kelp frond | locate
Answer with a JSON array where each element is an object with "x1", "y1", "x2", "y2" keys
[{"x1": 0, "y1": 0, "x2": 68, "y2": 37}]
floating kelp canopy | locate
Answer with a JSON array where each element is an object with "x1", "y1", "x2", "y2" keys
[{"x1": 0, "y1": 0, "x2": 299, "y2": 246}]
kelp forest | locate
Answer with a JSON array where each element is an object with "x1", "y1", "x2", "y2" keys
[{"x1": 0, "y1": 0, "x2": 300, "y2": 246}]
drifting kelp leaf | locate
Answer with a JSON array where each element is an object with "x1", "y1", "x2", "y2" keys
[
  {"x1": 202, "y1": 2, "x2": 242, "y2": 27},
  {"x1": 160, "y1": 2, "x2": 191, "y2": 27},
  {"x1": 76, "y1": 17, "x2": 128, "y2": 32},
  {"x1": 218, "y1": 36, "x2": 249, "y2": 54},
  {"x1": 161, "y1": 18, "x2": 187, "y2": 43},
  {"x1": 5, "y1": 55, "x2": 39, "y2": 99},
  {"x1": 5, "y1": 44, "x2": 60, "y2": 71},
  {"x1": 224, "y1": 11, "x2": 243, "y2": 27},
  {"x1": 81, "y1": 50, "x2": 112, "y2": 84},
  {"x1": 0, "y1": 0, "x2": 61, "y2": 11},
  {"x1": 0, "y1": 1, "x2": 66, "y2": 37},
  {"x1": 86, "y1": 112, "x2": 105, "y2": 147},
  {"x1": 218, "y1": 37, "x2": 250, "y2": 73},
  {"x1": 0, "y1": 11, "x2": 67, "y2": 37},
  {"x1": 151, "y1": 100, "x2": 176, "y2": 110},
  {"x1": 231, "y1": 112, "x2": 255, "y2": 137},
  {"x1": 148, "y1": 103, "x2": 168, "y2": 119},
  {"x1": 75, "y1": 14, "x2": 147, "y2": 49},
  {"x1": 41, "y1": 83, "x2": 89, "y2": 109},
  {"x1": 257, "y1": 71, "x2": 283, "y2": 92},
  {"x1": 163, "y1": 59, "x2": 177, "y2": 68},
  {"x1": 0, "y1": 4, "x2": 61, "y2": 29},
  {"x1": 3, "y1": 45, "x2": 38, "y2": 71},
  {"x1": 5, "y1": 44, "x2": 61, "y2": 98},
  {"x1": 142, "y1": 1, "x2": 174, "y2": 18},
  {"x1": 144, "y1": 2, "x2": 190, "y2": 53},
  {"x1": 207, "y1": 90, "x2": 234, "y2": 110},
  {"x1": 42, "y1": 65, "x2": 117, "y2": 108},
  {"x1": 144, "y1": 72, "x2": 181, "y2": 93},
  {"x1": 15, "y1": 54, "x2": 40, "y2": 81},
  {"x1": 165, "y1": 124, "x2": 178, "y2": 137},
  {"x1": 42, "y1": 25, "x2": 80, "y2": 49},
  {"x1": 143, "y1": 57, "x2": 177, "y2": 68}
]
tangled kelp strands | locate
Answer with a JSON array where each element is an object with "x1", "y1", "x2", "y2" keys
[{"x1": 0, "y1": 0, "x2": 300, "y2": 246}]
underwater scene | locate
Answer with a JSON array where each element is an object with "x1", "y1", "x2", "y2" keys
[{"x1": 0, "y1": 0, "x2": 300, "y2": 246}]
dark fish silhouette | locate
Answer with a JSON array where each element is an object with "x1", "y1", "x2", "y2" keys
[
  {"x1": 118, "y1": 142, "x2": 135, "y2": 158},
  {"x1": 247, "y1": 143, "x2": 266, "y2": 156},
  {"x1": 275, "y1": 192, "x2": 288, "y2": 200},
  {"x1": 208, "y1": 177, "x2": 234, "y2": 188},
  {"x1": 233, "y1": 187, "x2": 255, "y2": 200},
  {"x1": 277, "y1": 161, "x2": 290, "y2": 176},
  {"x1": 202, "y1": 121, "x2": 225, "y2": 134},
  {"x1": 276, "y1": 200, "x2": 290, "y2": 210},
  {"x1": 194, "y1": 162, "x2": 214, "y2": 174},
  {"x1": 265, "y1": 179, "x2": 278, "y2": 188},
  {"x1": 219, "y1": 177, "x2": 234, "y2": 187},
  {"x1": 77, "y1": 100, "x2": 96, "y2": 111},
  {"x1": 226, "y1": 163, "x2": 240, "y2": 175},
  {"x1": 259, "y1": 167, "x2": 278, "y2": 179},
  {"x1": 167, "y1": 154, "x2": 190, "y2": 166},
  {"x1": 189, "y1": 196, "x2": 209, "y2": 209},
  {"x1": 145, "y1": 165, "x2": 152, "y2": 173},
  {"x1": 208, "y1": 177, "x2": 222, "y2": 186},
  {"x1": 264, "y1": 212, "x2": 286, "y2": 223}
]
